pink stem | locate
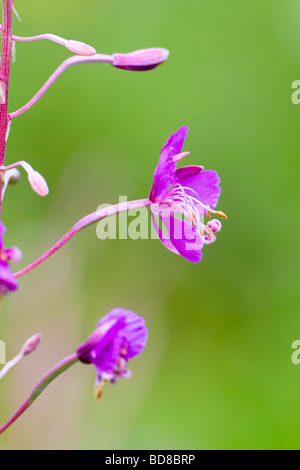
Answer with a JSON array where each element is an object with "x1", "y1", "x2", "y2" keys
[
  {"x1": 0, "y1": 0, "x2": 13, "y2": 215},
  {"x1": 12, "y1": 33, "x2": 68, "y2": 46},
  {"x1": 0, "y1": 160, "x2": 35, "y2": 172},
  {"x1": 14, "y1": 198, "x2": 151, "y2": 278},
  {"x1": 9, "y1": 54, "x2": 114, "y2": 119},
  {"x1": 12, "y1": 34, "x2": 97, "y2": 56},
  {"x1": 0, "y1": 353, "x2": 78, "y2": 435}
]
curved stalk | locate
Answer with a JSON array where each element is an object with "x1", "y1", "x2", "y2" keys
[
  {"x1": 14, "y1": 198, "x2": 151, "y2": 278},
  {"x1": 9, "y1": 54, "x2": 113, "y2": 119},
  {"x1": 0, "y1": 353, "x2": 78, "y2": 435}
]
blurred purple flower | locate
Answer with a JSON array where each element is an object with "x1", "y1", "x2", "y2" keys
[
  {"x1": 76, "y1": 308, "x2": 148, "y2": 402},
  {"x1": 0, "y1": 223, "x2": 22, "y2": 295},
  {"x1": 149, "y1": 126, "x2": 227, "y2": 263}
]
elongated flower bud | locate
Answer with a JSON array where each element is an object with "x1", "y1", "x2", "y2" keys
[
  {"x1": 0, "y1": 334, "x2": 42, "y2": 380},
  {"x1": 65, "y1": 40, "x2": 96, "y2": 56},
  {"x1": 27, "y1": 170, "x2": 49, "y2": 197},
  {"x1": 112, "y1": 48, "x2": 169, "y2": 71},
  {"x1": 0, "y1": 162, "x2": 49, "y2": 197},
  {"x1": 21, "y1": 334, "x2": 42, "y2": 356}
]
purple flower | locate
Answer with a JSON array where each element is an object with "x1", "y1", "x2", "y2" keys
[
  {"x1": 0, "y1": 223, "x2": 22, "y2": 295},
  {"x1": 149, "y1": 126, "x2": 227, "y2": 263},
  {"x1": 76, "y1": 309, "x2": 148, "y2": 402}
]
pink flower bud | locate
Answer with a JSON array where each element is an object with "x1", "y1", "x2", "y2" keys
[
  {"x1": 112, "y1": 48, "x2": 169, "y2": 71},
  {"x1": 21, "y1": 334, "x2": 42, "y2": 356},
  {"x1": 28, "y1": 170, "x2": 49, "y2": 197},
  {"x1": 65, "y1": 40, "x2": 96, "y2": 56}
]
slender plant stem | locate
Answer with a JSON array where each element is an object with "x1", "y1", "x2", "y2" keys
[
  {"x1": 12, "y1": 33, "x2": 70, "y2": 46},
  {"x1": 14, "y1": 198, "x2": 151, "y2": 278},
  {"x1": 0, "y1": 352, "x2": 22, "y2": 379},
  {"x1": 0, "y1": 0, "x2": 13, "y2": 216},
  {"x1": 0, "y1": 353, "x2": 79, "y2": 435},
  {"x1": 9, "y1": 54, "x2": 113, "y2": 119}
]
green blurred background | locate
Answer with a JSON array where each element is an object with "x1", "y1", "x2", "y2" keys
[{"x1": 0, "y1": 0, "x2": 299, "y2": 450}]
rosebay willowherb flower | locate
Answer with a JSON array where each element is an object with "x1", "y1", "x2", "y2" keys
[
  {"x1": 0, "y1": 309, "x2": 148, "y2": 433},
  {"x1": 77, "y1": 309, "x2": 148, "y2": 403},
  {"x1": 149, "y1": 127, "x2": 227, "y2": 262}
]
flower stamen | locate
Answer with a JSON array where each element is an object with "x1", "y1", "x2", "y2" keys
[
  {"x1": 188, "y1": 210, "x2": 196, "y2": 227},
  {"x1": 215, "y1": 210, "x2": 228, "y2": 219},
  {"x1": 94, "y1": 381, "x2": 105, "y2": 405},
  {"x1": 205, "y1": 225, "x2": 214, "y2": 240}
]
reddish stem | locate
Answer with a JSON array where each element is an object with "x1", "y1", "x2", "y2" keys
[
  {"x1": 0, "y1": 0, "x2": 13, "y2": 215},
  {"x1": 0, "y1": 353, "x2": 78, "y2": 435}
]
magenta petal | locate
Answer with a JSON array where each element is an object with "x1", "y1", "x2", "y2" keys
[
  {"x1": 174, "y1": 165, "x2": 204, "y2": 180},
  {"x1": 93, "y1": 336, "x2": 123, "y2": 378},
  {"x1": 150, "y1": 126, "x2": 189, "y2": 202},
  {"x1": 174, "y1": 167, "x2": 221, "y2": 213},
  {"x1": 0, "y1": 260, "x2": 18, "y2": 294},
  {"x1": 152, "y1": 212, "x2": 203, "y2": 263},
  {"x1": 121, "y1": 315, "x2": 148, "y2": 360},
  {"x1": 151, "y1": 212, "x2": 179, "y2": 255},
  {"x1": 76, "y1": 318, "x2": 123, "y2": 365},
  {"x1": 160, "y1": 126, "x2": 189, "y2": 158},
  {"x1": 98, "y1": 308, "x2": 148, "y2": 360},
  {"x1": 167, "y1": 216, "x2": 204, "y2": 263}
]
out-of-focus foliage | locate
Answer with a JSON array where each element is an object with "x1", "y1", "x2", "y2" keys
[{"x1": 0, "y1": 0, "x2": 299, "y2": 450}]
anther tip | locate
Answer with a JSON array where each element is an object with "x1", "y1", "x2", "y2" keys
[
  {"x1": 94, "y1": 383, "x2": 103, "y2": 405},
  {"x1": 215, "y1": 210, "x2": 228, "y2": 220}
]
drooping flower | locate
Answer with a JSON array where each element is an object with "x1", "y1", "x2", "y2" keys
[
  {"x1": 0, "y1": 223, "x2": 22, "y2": 295},
  {"x1": 149, "y1": 126, "x2": 227, "y2": 263},
  {"x1": 76, "y1": 309, "x2": 148, "y2": 402}
]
